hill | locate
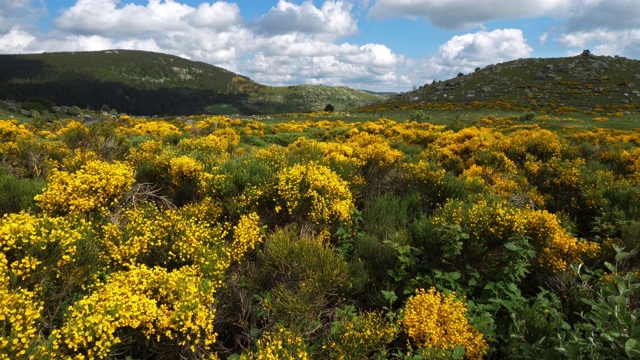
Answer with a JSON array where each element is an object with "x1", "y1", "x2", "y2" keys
[
  {"x1": 365, "y1": 51, "x2": 640, "y2": 114},
  {"x1": 0, "y1": 50, "x2": 384, "y2": 116}
]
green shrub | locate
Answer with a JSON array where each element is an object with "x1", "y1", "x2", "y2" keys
[
  {"x1": 510, "y1": 255, "x2": 640, "y2": 359},
  {"x1": 0, "y1": 167, "x2": 45, "y2": 215},
  {"x1": 409, "y1": 110, "x2": 432, "y2": 123},
  {"x1": 249, "y1": 227, "x2": 365, "y2": 335},
  {"x1": 352, "y1": 234, "x2": 398, "y2": 304},
  {"x1": 362, "y1": 192, "x2": 420, "y2": 242}
]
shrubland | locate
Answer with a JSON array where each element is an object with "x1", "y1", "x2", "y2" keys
[{"x1": 1, "y1": 112, "x2": 639, "y2": 359}]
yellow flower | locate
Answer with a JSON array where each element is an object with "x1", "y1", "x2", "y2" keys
[
  {"x1": 35, "y1": 160, "x2": 135, "y2": 215},
  {"x1": 277, "y1": 162, "x2": 354, "y2": 225},
  {"x1": 402, "y1": 288, "x2": 488, "y2": 360}
]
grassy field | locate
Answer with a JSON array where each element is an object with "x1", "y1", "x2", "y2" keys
[{"x1": 258, "y1": 108, "x2": 640, "y2": 130}]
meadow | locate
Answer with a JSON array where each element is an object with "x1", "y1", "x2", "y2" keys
[{"x1": 1, "y1": 109, "x2": 639, "y2": 359}]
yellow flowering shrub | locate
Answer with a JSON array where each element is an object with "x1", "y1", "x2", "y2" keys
[
  {"x1": 169, "y1": 155, "x2": 205, "y2": 187},
  {"x1": 0, "y1": 119, "x2": 34, "y2": 142},
  {"x1": 35, "y1": 159, "x2": 135, "y2": 215},
  {"x1": 238, "y1": 326, "x2": 309, "y2": 360},
  {"x1": 0, "y1": 214, "x2": 44, "y2": 359},
  {"x1": 624, "y1": 148, "x2": 640, "y2": 186},
  {"x1": 0, "y1": 120, "x2": 46, "y2": 178},
  {"x1": 526, "y1": 210, "x2": 600, "y2": 272},
  {"x1": 324, "y1": 310, "x2": 398, "y2": 359},
  {"x1": 179, "y1": 127, "x2": 241, "y2": 154},
  {"x1": 186, "y1": 115, "x2": 241, "y2": 135},
  {"x1": 50, "y1": 265, "x2": 219, "y2": 359},
  {"x1": 128, "y1": 120, "x2": 182, "y2": 137},
  {"x1": 55, "y1": 120, "x2": 88, "y2": 138},
  {"x1": 500, "y1": 127, "x2": 564, "y2": 162},
  {"x1": 401, "y1": 288, "x2": 488, "y2": 360},
  {"x1": 346, "y1": 131, "x2": 403, "y2": 168},
  {"x1": 427, "y1": 127, "x2": 501, "y2": 170},
  {"x1": 242, "y1": 119, "x2": 267, "y2": 136},
  {"x1": 231, "y1": 212, "x2": 264, "y2": 262},
  {"x1": 433, "y1": 198, "x2": 527, "y2": 247},
  {"x1": 103, "y1": 205, "x2": 230, "y2": 279},
  {"x1": 1, "y1": 211, "x2": 98, "y2": 289},
  {"x1": 126, "y1": 139, "x2": 164, "y2": 164},
  {"x1": 0, "y1": 286, "x2": 42, "y2": 359},
  {"x1": 60, "y1": 148, "x2": 99, "y2": 172},
  {"x1": 277, "y1": 162, "x2": 354, "y2": 225},
  {"x1": 402, "y1": 160, "x2": 449, "y2": 209},
  {"x1": 593, "y1": 116, "x2": 610, "y2": 122}
]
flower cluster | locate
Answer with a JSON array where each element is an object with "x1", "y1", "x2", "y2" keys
[
  {"x1": 50, "y1": 264, "x2": 218, "y2": 359},
  {"x1": 324, "y1": 310, "x2": 398, "y2": 359},
  {"x1": 128, "y1": 120, "x2": 182, "y2": 137},
  {"x1": 231, "y1": 212, "x2": 264, "y2": 262},
  {"x1": 239, "y1": 326, "x2": 309, "y2": 360},
  {"x1": 169, "y1": 155, "x2": 205, "y2": 186},
  {"x1": 526, "y1": 210, "x2": 600, "y2": 271},
  {"x1": 277, "y1": 162, "x2": 354, "y2": 225},
  {"x1": 402, "y1": 288, "x2": 488, "y2": 360},
  {"x1": 35, "y1": 159, "x2": 135, "y2": 215}
]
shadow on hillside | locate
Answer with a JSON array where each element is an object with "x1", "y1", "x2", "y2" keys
[
  {"x1": 0, "y1": 80, "x2": 253, "y2": 116},
  {"x1": 0, "y1": 56, "x2": 48, "y2": 82}
]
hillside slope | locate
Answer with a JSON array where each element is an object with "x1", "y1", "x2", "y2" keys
[
  {"x1": 0, "y1": 50, "x2": 384, "y2": 115},
  {"x1": 372, "y1": 51, "x2": 640, "y2": 114}
]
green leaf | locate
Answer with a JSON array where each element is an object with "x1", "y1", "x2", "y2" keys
[
  {"x1": 615, "y1": 295, "x2": 628, "y2": 309},
  {"x1": 381, "y1": 290, "x2": 398, "y2": 303},
  {"x1": 452, "y1": 345, "x2": 466, "y2": 358},
  {"x1": 504, "y1": 242, "x2": 519, "y2": 251},
  {"x1": 604, "y1": 261, "x2": 616, "y2": 273},
  {"x1": 446, "y1": 271, "x2": 461, "y2": 281},
  {"x1": 616, "y1": 251, "x2": 631, "y2": 262}
]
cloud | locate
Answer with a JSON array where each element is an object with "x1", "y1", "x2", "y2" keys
[
  {"x1": 55, "y1": 0, "x2": 241, "y2": 36},
  {"x1": 188, "y1": 2, "x2": 242, "y2": 29},
  {"x1": 368, "y1": 0, "x2": 573, "y2": 29},
  {"x1": 564, "y1": 0, "x2": 640, "y2": 31},
  {"x1": 0, "y1": 0, "x2": 47, "y2": 34},
  {"x1": 553, "y1": 0, "x2": 640, "y2": 57},
  {"x1": 0, "y1": 28, "x2": 36, "y2": 53},
  {"x1": 405, "y1": 28, "x2": 533, "y2": 84},
  {"x1": 557, "y1": 29, "x2": 640, "y2": 57},
  {"x1": 253, "y1": 0, "x2": 358, "y2": 38},
  {"x1": 237, "y1": 35, "x2": 408, "y2": 90},
  {"x1": 438, "y1": 28, "x2": 532, "y2": 68}
]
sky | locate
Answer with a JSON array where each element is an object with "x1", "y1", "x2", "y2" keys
[{"x1": 1, "y1": 0, "x2": 639, "y2": 92}]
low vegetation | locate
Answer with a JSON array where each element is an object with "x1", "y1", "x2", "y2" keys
[{"x1": 1, "y1": 110, "x2": 639, "y2": 359}]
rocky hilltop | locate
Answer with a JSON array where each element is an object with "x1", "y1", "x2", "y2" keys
[{"x1": 388, "y1": 50, "x2": 640, "y2": 113}]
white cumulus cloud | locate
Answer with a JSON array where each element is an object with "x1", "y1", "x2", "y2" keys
[
  {"x1": 0, "y1": 28, "x2": 36, "y2": 53},
  {"x1": 55, "y1": 0, "x2": 241, "y2": 36},
  {"x1": 403, "y1": 28, "x2": 533, "y2": 85},
  {"x1": 438, "y1": 28, "x2": 533, "y2": 68},
  {"x1": 368, "y1": 0, "x2": 573, "y2": 29},
  {"x1": 253, "y1": 0, "x2": 358, "y2": 39}
]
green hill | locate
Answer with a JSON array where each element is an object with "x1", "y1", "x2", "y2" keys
[
  {"x1": 0, "y1": 50, "x2": 384, "y2": 116},
  {"x1": 370, "y1": 51, "x2": 640, "y2": 114}
]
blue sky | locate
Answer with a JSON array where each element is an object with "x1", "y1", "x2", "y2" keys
[{"x1": 1, "y1": 0, "x2": 639, "y2": 91}]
